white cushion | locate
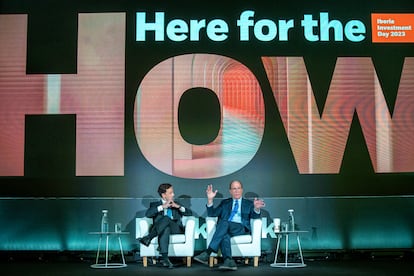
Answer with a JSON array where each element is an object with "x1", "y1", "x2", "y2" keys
[{"x1": 230, "y1": 234, "x2": 252, "y2": 244}]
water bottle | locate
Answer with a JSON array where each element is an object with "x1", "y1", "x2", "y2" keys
[
  {"x1": 101, "y1": 210, "x2": 109, "y2": 233},
  {"x1": 288, "y1": 209, "x2": 295, "y2": 231}
]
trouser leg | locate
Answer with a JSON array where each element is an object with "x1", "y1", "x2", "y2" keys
[
  {"x1": 208, "y1": 220, "x2": 230, "y2": 252},
  {"x1": 209, "y1": 221, "x2": 248, "y2": 259},
  {"x1": 155, "y1": 217, "x2": 183, "y2": 254},
  {"x1": 219, "y1": 233, "x2": 231, "y2": 259},
  {"x1": 158, "y1": 226, "x2": 171, "y2": 254}
]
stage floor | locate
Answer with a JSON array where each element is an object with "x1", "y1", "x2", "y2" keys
[{"x1": 2, "y1": 253, "x2": 414, "y2": 276}]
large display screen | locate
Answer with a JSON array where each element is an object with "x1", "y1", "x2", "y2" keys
[{"x1": 0, "y1": 0, "x2": 413, "y2": 197}]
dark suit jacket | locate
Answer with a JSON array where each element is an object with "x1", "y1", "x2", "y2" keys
[
  {"x1": 145, "y1": 200, "x2": 192, "y2": 230},
  {"x1": 207, "y1": 197, "x2": 260, "y2": 232}
]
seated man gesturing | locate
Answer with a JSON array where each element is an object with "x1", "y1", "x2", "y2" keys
[
  {"x1": 139, "y1": 183, "x2": 192, "y2": 269},
  {"x1": 194, "y1": 180, "x2": 265, "y2": 270}
]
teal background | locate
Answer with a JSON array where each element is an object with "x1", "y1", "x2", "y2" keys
[{"x1": 1, "y1": 196, "x2": 413, "y2": 253}]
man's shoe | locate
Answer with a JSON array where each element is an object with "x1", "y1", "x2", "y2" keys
[
  {"x1": 194, "y1": 251, "x2": 209, "y2": 265},
  {"x1": 218, "y1": 258, "x2": 237, "y2": 271},
  {"x1": 138, "y1": 235, "x2": 152, "y2": 247},
  {"x1": 160, "y1": 258, "x2": 174, "y2": 269}
]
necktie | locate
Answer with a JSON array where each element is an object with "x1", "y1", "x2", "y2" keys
[
  {"x1": 167, "y1": 208, "x2": 173, "y2": 219},
  {"x1": 228, "y1": 200, "x2": 239, "y2": 222}
]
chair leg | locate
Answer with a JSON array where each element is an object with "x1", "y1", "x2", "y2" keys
[
  {"x1": 209, "y1": 256, "x2": 214, "y2": 267},
  {"x1": 253, "y1": 256, "x2": 259, "y2": 267},
  {"x1": 186, "y1": 256, "x2": 191, "y2": 267},
  {"x1": 143, "y1": 256, "x2": 147, "y2": 267}
]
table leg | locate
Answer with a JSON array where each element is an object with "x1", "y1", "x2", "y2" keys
[
  {"x1": 270, "y1": 232, "x2": 306, "y2": 268},
  {"x1": 105, "y1": 234, "x2": 109, "y2": 267},
  {"x1": 273, "y1": 234, "x2": 281, "y2": 264},
  {"x1": 296, "y1": 233, "x2": 305, "y2": 265},
  {"x1": 118, "y1": 236, "x2": 126, "y2": 265},
  {"x1": 95, "y1": 236, "x2": 102, "y2": 265},
  {"x1": 285, "y1": 233, "x2": 289, "y2": 267}
]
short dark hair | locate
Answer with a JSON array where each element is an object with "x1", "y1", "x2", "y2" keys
[
  {"x1": 158, "y1": 183, "x2": 172, "y2": 197},
  {"x1": 229, "y1": 180, "x2": 243, "y2": 189}
]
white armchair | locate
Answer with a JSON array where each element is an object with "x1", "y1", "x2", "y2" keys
[
  {"x1": 136, "y1": 216, "x2": 196, "y2": 267},
  {"x1": 206, "y1": 217, "x2": 262, "y2": 267}
]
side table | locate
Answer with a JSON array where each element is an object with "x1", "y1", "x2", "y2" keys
[
  {"x1": 270, "y1": 230, "x2": 308, "y2": 268},
  {"x1": 88, "y1": 231, "x2": 130, "y2": 268}
]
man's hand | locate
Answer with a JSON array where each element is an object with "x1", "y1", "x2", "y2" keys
[
  {"x1": 253, "y1": 197, "x2": 265, "y2": 212},
  {"x1": 206, "y1": 184, "x2": 217, "y2": 205},
  {"x1": 170, "y1": 201, "x2": 181, "y2": 209},
  {"x1": 162, "y1": 201, "x2": 172, "y2": 209},
  {"x1": 162, "y1": 200, "x2": 180, "y2": 209}
]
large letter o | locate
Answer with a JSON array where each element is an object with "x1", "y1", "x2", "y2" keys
[{"x1": 134, "y1": 54, "x2": 265, "y2": 179}]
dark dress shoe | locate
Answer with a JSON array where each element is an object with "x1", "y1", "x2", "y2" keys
[
  {"x1": 219, "y1": 258, "x2": 237, "y2": 271},
  {"x1": 160, "y1": 258, "x2": 174, "y2": 269},
  {"x1": 194, "y1": 251, "x2": 209, "y2": 265},
  {"x1": 138, "y1": 236, "x2": 152, "y2": 247}
]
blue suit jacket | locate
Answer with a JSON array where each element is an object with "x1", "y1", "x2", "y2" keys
[{"x1": 207, "y1": 197, "x2": 260, "y2": 232}]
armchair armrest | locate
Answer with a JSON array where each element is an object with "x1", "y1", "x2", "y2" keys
[
  {"x1": 182, "y1": 216, "x2": 196, "y2": 251},
  {"x1": 135, "y1": 217, "x2": 152, "y2": 239},
  {"x1": 205, "y1": 217, "x2": 218, "y2": 247},
  {"x1": 250, "y1": 218, "x2": 263, "y2": 254},
  {"x1": 183, "y1": 216, "x2": 196, "y2": 239}
]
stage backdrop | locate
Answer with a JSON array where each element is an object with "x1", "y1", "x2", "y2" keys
[{"x1": 0, "y1": 0, "x2": 413, "y2": 254}]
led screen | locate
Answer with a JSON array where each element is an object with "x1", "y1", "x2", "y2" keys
[{"x1": 0, "y1": 0, "x2": 413, "y2": 197}]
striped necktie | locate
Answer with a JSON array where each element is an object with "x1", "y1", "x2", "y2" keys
[{"x1": 228, "y1": 199, "x2": 239, "y2": 221}]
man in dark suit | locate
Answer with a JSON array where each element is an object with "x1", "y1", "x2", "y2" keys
[
  {"x1": 194, "y1": 180, "x2": 265, "y2": 270},
  {"x1": 138, "y1": 183, "x2": 192, "y2": 269}
]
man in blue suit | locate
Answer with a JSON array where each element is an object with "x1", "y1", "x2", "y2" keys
[
  {"x1": 194, "y1": 180, "x2": 265, "y2": 270},
  {"x1": 138, "y1": 183, "x2": 192, "y2": 268}
]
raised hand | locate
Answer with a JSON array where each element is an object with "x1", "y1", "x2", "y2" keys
[{"x1": 206, "y1": 184, "x2": 217, "y2": 204}]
